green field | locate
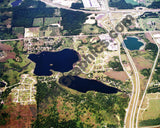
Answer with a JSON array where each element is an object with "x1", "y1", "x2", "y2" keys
[
  {"x1": 138, "y1": 18, "x2": 160, "y2": 31},
  {"x1": 33, "y1": 18, "x2": 43, "y2": 27},
  {"x1": 139, "y1": 99, "x2": 160, "y2": 126},
  {"x1": 142, "y1": 99, "x2": 160, "y2": 120},
  {"x1": 44, "y1": 17, "x2": 61, "y2": 26},
  {"x1": 81, "y1": 24, "x2": 106, "y2": 34},
  {"x1": 12, "y1": 27, "x2": 24, "y2": 34}
]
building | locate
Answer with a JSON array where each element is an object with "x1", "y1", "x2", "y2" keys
[
  {"x1": 82, "y1": 0, "x2": 100, "y2": 8},
  {"x1": 82, "y1": 0, "x2": 106, "y2": 10}
]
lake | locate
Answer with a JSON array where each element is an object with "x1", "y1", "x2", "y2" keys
[
  {"x1": 124, "y1": 37, "x2": 144, "y2": 50},
  {"x1": 28, "y1": 49, "x2": 79, "y2": 76},
  {"x1": 125, "y1": 0, "x2": 139, "y2": 5},
  {"x1": 59, "y1": 76, "x2": 120, "y2": 94},
  {"x1": 11, "y1": 0, "x2": 22, "y2": 7},
  {"x1": 0, "y1": 82, "x2": 6, "y2": 88}
]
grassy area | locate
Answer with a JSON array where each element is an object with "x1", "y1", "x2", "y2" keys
[
  {"x1": 139, "y1": 117, "x2": 160, "y2": 127},
  {"x1": 0, "y1": 41, "x2": 34, "y2": 85},
  {"x1": 33, "y1": 18, "x2": 43, "y2": 27},
  {"x1": 138, "y1": 18, "x2": 160, "y2": 31},
  {"x1": 44, "y1": 17, "x2": 60, "y2": 26},
  {"x1": 142, "y1": 99, "x2": 160, "y2": 120},
  {"x1": 12, "y1": 27, "x2": 24, "y2": 34},
  {"x1": 81, "y1": 24, "x2": 106, "y2": 34}
]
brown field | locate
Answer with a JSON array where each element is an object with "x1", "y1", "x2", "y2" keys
[
  {"x1": 0, "y1": 43, "x2": 13, "y2": 51},
  {"x1": 0, "y1": 52, "x2": 16, "y2": 62},
  {"x1": 133, "y1": 56, "x2": 152, "y2": 70},
  {"x1": 145, "y1": 32, "x2": 155, "y2": 44},
  {"x1": 0, "y1": 43, "x2": 16, "y2": 62},
  {"x1": 0, "y1": 96, "x2": 36, "y2": 128},
  {"x1": 104, "y1": 70, "x2": 128, "y2": 82}
]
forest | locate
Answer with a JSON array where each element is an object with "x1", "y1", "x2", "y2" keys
[{"x1": 33, "y1": 80, "x2": 129, "y2": 128}]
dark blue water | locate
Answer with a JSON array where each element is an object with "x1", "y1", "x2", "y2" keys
[
  {"x1": 0, "y1": 82, "x2": 5, "y2": 87},
  {"x1": 124, "y1": 37, "x2": 144, "y2": 50},
  {"x1": 59, "y1": 76, "x2": 120, "y2": 94},
  {"x1": 28, "y1": 49, "x2": 79, "y2": 76},
  {"x1": 11, "y1": 0, "x2": 22, "y2": 7}
]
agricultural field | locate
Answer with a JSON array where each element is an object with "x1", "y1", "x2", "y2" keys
[
  {"x1": 12, "y1": 27, "x2": 24, "y2": 34},
  {"x1": 44, "y1": 17, "x2": 61, "y2": 26},
  {"x1": 32, "y1": 18, "x2": 43, "y2": 27}
]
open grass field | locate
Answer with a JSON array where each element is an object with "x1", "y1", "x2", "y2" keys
[
  {"x1": 44, "y1": 17, "x2": 60, "y2": 26},
  {"x1": 104, "y1": 71, "x2": 128, "y2": 82},
  {"x1": 12, "y1": 27, "x2": 24, "y2": 34},
  {"x1": 138, "y1": 18, "x2": 160, "y2": 31},
  {"x1": 142, "y1": 99, "x2": 160, "y2": 120},
  {"x1": 139, "y1": 96, "x2": 160, "y2": 127},
  {"x1": 32, "y1": 18, "x2": 43, "y2": 27},
  {"x1": 82, "y1": 24, "x2": 106, "y2": 34}
]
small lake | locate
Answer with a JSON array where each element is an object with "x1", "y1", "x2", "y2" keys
[
  {"x1": 11, "y1": 0, "x2": 22, "y2": 7},
  {"x1": 124, "y1": 37, "x2": 144, "y2": 50},
  {"x1": 28, "y1": 49, "x2": 79, "y2": 76},
  {"x1": 125, "y1": 0, "x2": 139, "y2": 5},
  {"x1": 0, "y1": 82, "x2": 6, "y2": 88},
  {"x1": 59, "y1": 76, "x2": 120, "y2": 94}
]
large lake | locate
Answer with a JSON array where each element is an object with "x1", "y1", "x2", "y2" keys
[
  {"x1": 28, "y1": 49, "x2": 79, "y2": 76},
  {"x1": 59, "y1": 76, "x2": 120, "y2": 94},
  {"x1": 124, "y1": 37, "x2": 144, "y2": 50}
]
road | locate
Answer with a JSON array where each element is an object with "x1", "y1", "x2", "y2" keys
[
  {"x1": 0, "y1": 34, "x2": 103, "y2": 42},
  {"x1": 119, "y1": 36, "x2": 140, "y2": 128},
  {"x1": 136, "y1": 33, "x2": 160, "y2": 128},
  {"x1": 1, "y1": 31, "x2": 160, "y2": 42},
  {"x1": 40, "y1": 0, "x2": 160, "y2": 14}
]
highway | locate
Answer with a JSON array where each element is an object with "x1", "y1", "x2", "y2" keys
[
  {"x1": 119, "y1": 36, "x2": 140, "y2": 128},
  {"x1": 40, "y1": 0, "x2": 160, "y2": 14},
  {"x1": 1, "y1": 1, "x2": 159, "y2": 127}
]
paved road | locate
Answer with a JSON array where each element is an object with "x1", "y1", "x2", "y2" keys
[
  {"x1": 120, "y1": 36, "x2": 140, "y2": 128},
  {"x1": 40, "y1": 0, "x2": 160, "y2": 14},
  {"x1": 136, "y1": 33, "x2": 160, "y2": 128},
  {"x1": 0, "y1": 34, "x2": 102, "y2": 42}
]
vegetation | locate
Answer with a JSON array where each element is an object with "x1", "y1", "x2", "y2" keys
[
  {"x1": 148, "y1": 1, "x2": 160, "y2": 9},
  {"x1": 12, "y1": 8, "x2": 55, "y2": 27},
  {"x1": 145, "y1": 43, "x2": 158, "y2": 59},
  {"x1": 139, "y1": 117, "x2": 160, "y2": 126},
  {"x1": 81, "y1": 24, "x2": 106, "y2": 35},
  {"x1": 147, "y1": 86, "x2": 160, "y2": 93},
  {"x1": 33, "y1": 79, "x2": 129, "y2": 127},
  {"x1": 0, "y1": 41, "x2": 34, "y2": 85},
  {"x1": 141, "y1": 68, "x2": 151, "y2": 78},
  {"x1": 108, "y1": 56, "x2": 123, "y2": 71},
  {"x1": 152, "y1": 57, "x2": 160, "y2": 82},
  {"x1": 109, "y1": 0, "x2": 143, "y2": 9},
  {"x1": 71, "y1": 3, "x2": 84, "y2": 9},
  {"x1": 60, "y1": 9, "x2": 89, "y2": 35}
]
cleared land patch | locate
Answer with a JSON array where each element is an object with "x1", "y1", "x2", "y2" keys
[{"x1": 104, "y1": 71, "x2": 128, "y2": 82}]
